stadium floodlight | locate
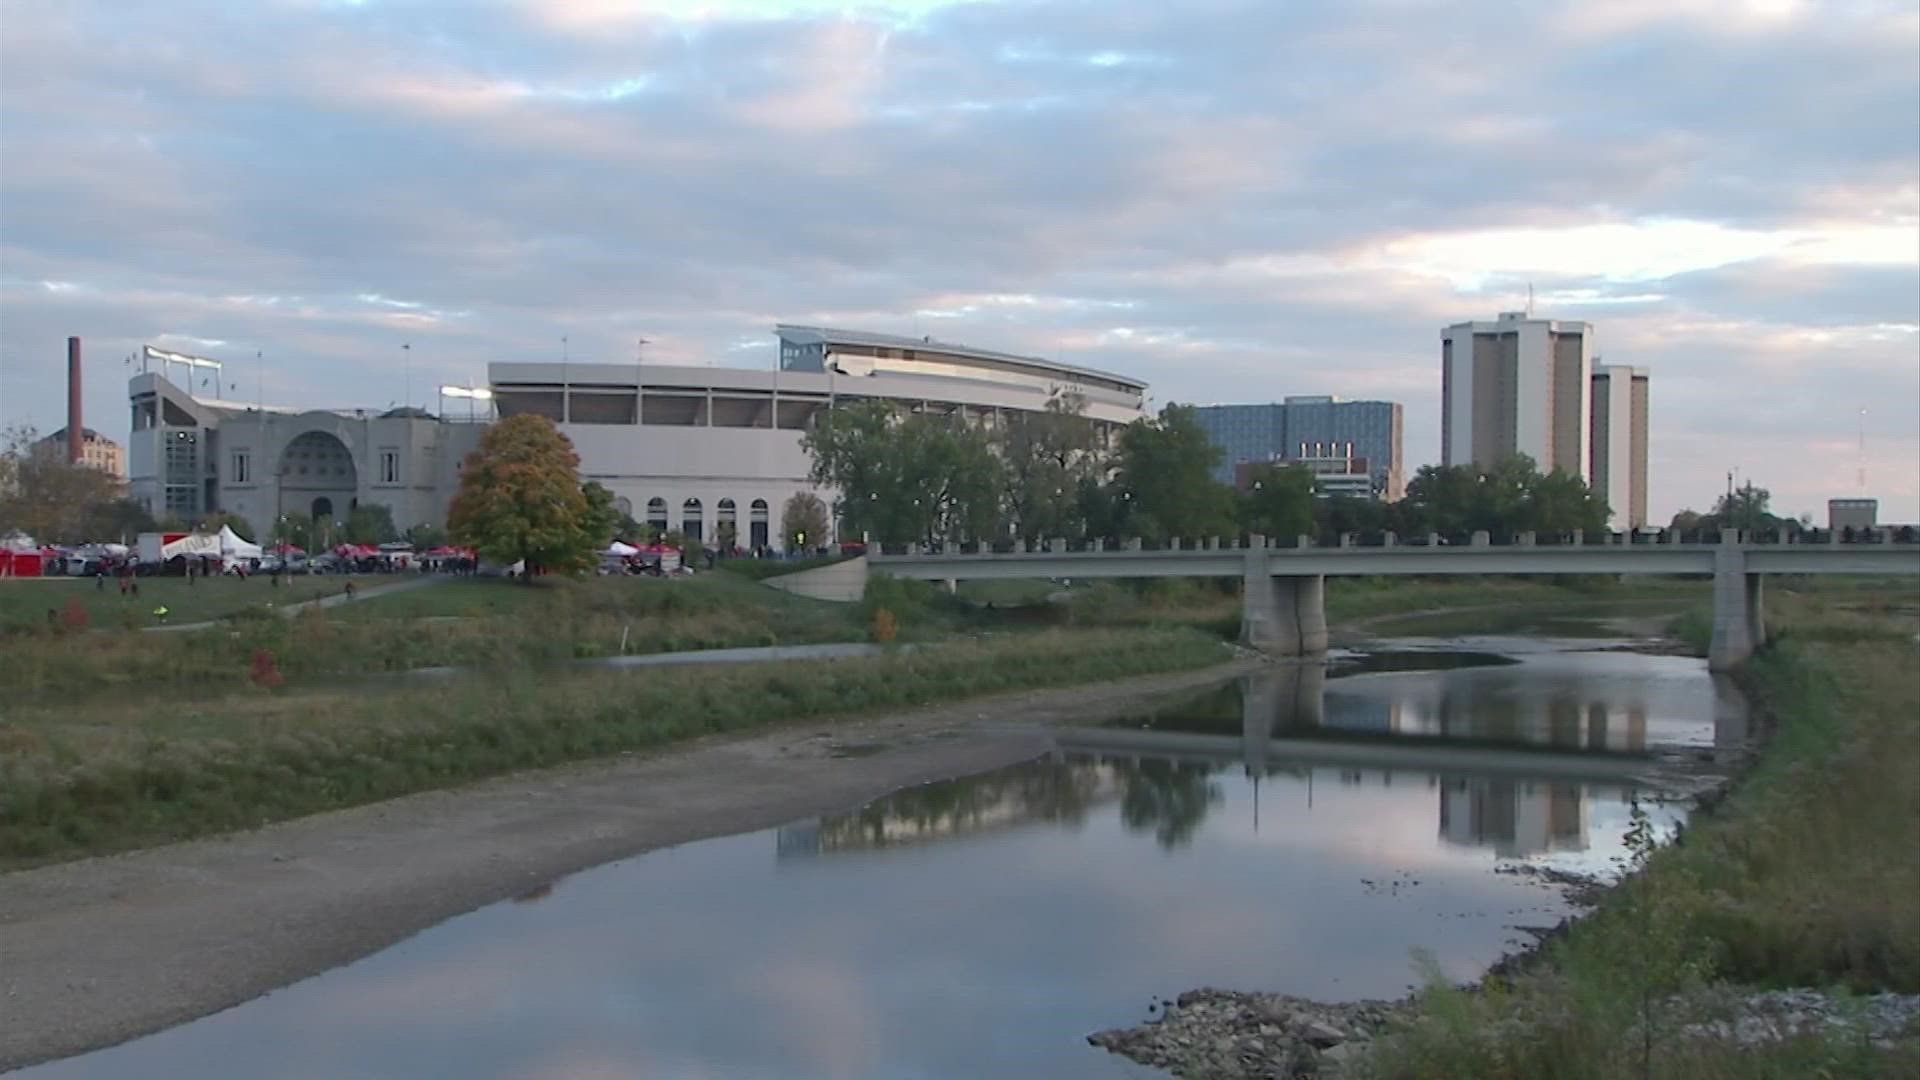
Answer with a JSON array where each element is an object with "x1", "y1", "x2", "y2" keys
[
  {"x1": 144, "y1": 345, "x2": 222, "y2": 369},
  {"x1": 438, "y1": 385, "x2": 493, "y2": 400}
]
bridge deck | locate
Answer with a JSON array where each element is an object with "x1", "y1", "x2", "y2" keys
[{"x1": 872, "y1": 543, "x2": 1920, "y2": 580}]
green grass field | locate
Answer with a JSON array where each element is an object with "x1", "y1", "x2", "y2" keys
[{"x1": 0, "y1": 574, "x2": 383, "y2": 632}]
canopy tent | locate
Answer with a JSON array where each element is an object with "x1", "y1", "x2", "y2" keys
[
  {"x1": 333, "y1": 543, "x2": 381, "y2": 559},
  {"x1": 605, "y1": 540, "x2": 641, "y2": 557},
  {"x1": 162, "y1": 533, "x2": 222, "y2": 559},
  {"x1": 270, "y1": 543, "x2": 305, "y2": 555},
  {"x1": 218, "y1": 526, "x2": 262, "y2": 559}
]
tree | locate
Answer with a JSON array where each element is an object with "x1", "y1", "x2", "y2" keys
[
  {"x1": 803, "y1": 401, "x2": 1006, "y2": 547},
  {"x1": 272, "y1": 513, "x2": 316, "y2": 551},
  {"x1": 344, "y1": 503, "x2": 399, "y2": 545},
  {"x1": 1712, "y1": 483, "x2": 1777, "y2": 535},
  {"x1": 1002, "y1": 393, "x2": 1101, "y2": 542},
  {"x1": 405, "y1": 522, "x2": 448, "y2": 550},
  {"x1": 1237, "y1": 462, "x2": 1316, "y2": 541},
  {"x1": 195, "y1": 510, "x2": 256, "y2": 542},
  {"x1": 1111, "y1": 405, "x2": 1235, "y2": 543},
  {"x1": 447, "y1": 414, "x2": 598, "y2": 577},
  {"x1": 83, "y1": 498, "x2": 157, "y2": 543},
  {"x1": 0, "y1": 425, "x2": 125, "y2": 544},
  {"x1": 782, "y1": 491, "x2": 830, "y2": 552},
  {"x1": 580, "y1": 481, "x2": 621, "y2": 548}
]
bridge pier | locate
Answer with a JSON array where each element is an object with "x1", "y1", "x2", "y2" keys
[
  {"x1": 1240, "y1": 542, "x2": 1329, "y2": 657},
  {"x1": 1708, "y1": 539, "x2": 1766, "y2": 671},
  {"x1": 1241, "y1": 662, "x2": 1328, "y2": 774}
]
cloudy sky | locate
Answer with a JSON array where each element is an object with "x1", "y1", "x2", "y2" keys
[{"x1": 2, "y1": 0, "x2": 1916, "y2": 521}]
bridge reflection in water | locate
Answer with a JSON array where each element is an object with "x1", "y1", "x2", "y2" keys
[{"x1": 778, "y1": 656, "x2": 1745, "y2": 863}]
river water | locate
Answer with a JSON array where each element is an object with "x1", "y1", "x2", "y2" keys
[{"x1": 24, "y1": 639, "x2": 1746, "y2": 1080}]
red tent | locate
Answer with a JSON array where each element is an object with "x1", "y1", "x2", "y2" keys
[{"x1": 0, "y1": 550, "x2": 42, "y2": 577}]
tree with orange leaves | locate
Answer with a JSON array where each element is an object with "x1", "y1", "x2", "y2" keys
[{"x1": 447, "y1": 414, "x2": 603, "y2": 579}]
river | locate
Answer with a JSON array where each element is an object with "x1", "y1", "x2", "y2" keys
[{"x1": 20, "y1": 637, "x2": 1746, "y2": 1079}]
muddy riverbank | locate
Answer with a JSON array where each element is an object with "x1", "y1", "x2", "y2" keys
[{"x1": 0, "y1": 659, "x2": 1260, "y2": 1071}]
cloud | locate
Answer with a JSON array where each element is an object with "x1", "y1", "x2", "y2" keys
[{"x1": 2, "y1": 0, "x2": 1915, "y2": 520}]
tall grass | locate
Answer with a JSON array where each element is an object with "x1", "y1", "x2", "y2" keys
[
  {"x1": 0, "y1": 627, "x2": 1229, "y2": 867},
  {"x1": 1367, "y1": 589, "x2": 1920, "y2": 1078}
]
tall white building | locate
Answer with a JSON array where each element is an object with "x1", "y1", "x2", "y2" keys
[
  {"x1": 1590, "y1": 365, "x2": 1650, "y2": 529},
  {"x1": 1441, "y1": 312, "x2": 1594, "y2": 479}
]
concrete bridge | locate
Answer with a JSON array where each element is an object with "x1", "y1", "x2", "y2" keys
[{"x1": 869, "y1": 531, "x2": 1920, "y2": 671}]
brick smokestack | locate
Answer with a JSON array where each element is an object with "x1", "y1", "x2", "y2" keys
[{"x1": 66, "y1": 336, "x2": 83, "y2": 464}]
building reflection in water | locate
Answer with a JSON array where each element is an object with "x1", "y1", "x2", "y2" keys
[{"x1": 777, "y1": 655, "x2": 1751, "y2": 863}]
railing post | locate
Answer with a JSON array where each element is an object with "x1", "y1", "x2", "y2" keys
[
  {"x1": 1572, "y1": 529, "x2": 1584, "y2": 546},
  {"x1": 1471, "y1": 530, "x2": 1491, "y2": 547},
  {"x1": 1339, "y1": 532, "x2": 1355, "y2": 548},
  {"x1": 1382, "y1": 531, "x2": 1397, "y2": 547},
  {"x1": 1297, "y1": 534, "x2": 1313, "y2": 550},
  {"x1": 1427, "y1": 532, "x2": 1440, "y2": 548},
  {"x1": 1126, "y1": 537, "x2": 1142, "y2": 552}
]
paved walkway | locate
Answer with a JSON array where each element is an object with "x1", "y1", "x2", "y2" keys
[
  {"x1": 146, "y1": 575, "x2": 450, "y2": 633},
  {"x1": 407, "y1": 640, "x2": 907, "y2": 678}
]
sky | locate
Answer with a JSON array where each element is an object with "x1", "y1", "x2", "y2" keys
[{"x1": 1, "y1": 0, "x2": 1916, "y2": 522}]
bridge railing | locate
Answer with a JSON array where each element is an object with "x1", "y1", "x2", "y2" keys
[{"x1": 866, "y1": 526, "x2": 1918, "y2": 558}]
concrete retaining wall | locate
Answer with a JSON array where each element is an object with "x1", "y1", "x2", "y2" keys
[{"x1": 762, "y1": 556, "x2": 870, "y2": 603}]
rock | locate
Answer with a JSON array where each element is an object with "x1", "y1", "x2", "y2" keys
[
  {"x1": 1300, "y1": 1019, "x2": 1346, "y2": 1047},
  {"x1": 1319, "y1": 1041, "x2": 1361, "y2": 1075}
]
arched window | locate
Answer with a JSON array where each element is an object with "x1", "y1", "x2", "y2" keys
[
  {"x1": 682, "y1": 498, "x2": 703, "y2": 542},
  {"x1": 716, "y1": 498, "x2": 739, "y2": 549},
  {"x1": 646, "y1": 497, "x2": 669, "y2": 531},
  {"x1": 614, "y1": 496, "x2": 633, "y2": 518},
  {"x1": 749, "y1": 498, "x2": 770, "y2": 551}
]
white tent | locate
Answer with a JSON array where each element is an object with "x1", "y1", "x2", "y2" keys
[
  {"x1": 605, "y1": 540, "x2": 641, "y2": 557},
  {"x1": 161, "y1": 533, "x2": 222, "y2": 559},
  {"x1": 218, "y1": 525, "x2": 263, "y2": 559}
]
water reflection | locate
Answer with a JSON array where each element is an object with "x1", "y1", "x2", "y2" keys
[{"x1": 22, "y1": 647, "x2": 1737, "y2": 1080}]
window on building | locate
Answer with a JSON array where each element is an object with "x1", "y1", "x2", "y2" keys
[
  {"x1": 380, "y1": 450, "x2": 400, "y2": 484},
  {"x1": 231, "y1": 451, "x2": 250, "y2": 484}
]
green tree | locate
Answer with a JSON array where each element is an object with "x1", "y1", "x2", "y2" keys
[
  {"x1": 84, "y1": 498, "x2": 157, "y2": 543},
  {"x1": 405, "y1": 522, "x2": 448, "y2": 549},
  {"x1": 272, "y1": 513, "x2": 316, "y2": 551},
  {"x1": 1111, "y1": 405, "x2": 1235, "y2": 543},
  {"x1": 1002, "y1": 393, "x2": 1102, "y2": 542},
  {"x1": 194, "y1": 510, "x2": 257, "y2": 542},
  {"x1": 782, "y1": 491, "x2": 830, "y2": 552},
  {"x1": 1237, "y1": 462, "x2": 1316, "y2": 541},
  {"x1": 580, "y1": 481, "x2": 621, "y2": 548},
  {"x1": 1712, "y1": 483, "x2": 1777, "y2": 534},
  {"x1": 344, "y1": 503, "x2": 399, "y2": 545},
  {"x1": 803, "y1": 401, "x2": 1006, "y2": 547},
  {"x1": 0, "y1": 425, "x2": 126, "y2": 544},
  {"x1": 447, "y1": 414, "x2": 597, "y2": 577}
]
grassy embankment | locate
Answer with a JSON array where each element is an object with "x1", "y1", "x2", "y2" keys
[
  {"x1": 0, "y1": 626, "x2": 1230, "y2": 868},
  {"x1": 0, "y1": 574, "x2": 383, "y2": 633},
  {"x1": 1369, "y1": 582, "x2": 1920, "y2": 1079}
]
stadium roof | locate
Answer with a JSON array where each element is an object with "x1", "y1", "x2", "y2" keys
[{"x1": 775, "y1": 324, "x2": 1146, "y2": 392}]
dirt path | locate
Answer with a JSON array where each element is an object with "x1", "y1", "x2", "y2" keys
[{"x1": 0, "y1": 659, "x2": 1260, "y2": 1071}]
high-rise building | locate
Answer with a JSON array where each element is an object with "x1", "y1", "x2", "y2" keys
[
  {"x1": 1589, "y1": 365, "x2": 1650, "y2": 529},
  {"x1": 35, "y1": 427, "x2": 125, "y2": 478},
  {"x1": 1193, "y1": 397, "x2": 1404, "y2": 500},
  {"x1": 1441, "y1": 312, "x2": 1592, "y2": 478}
]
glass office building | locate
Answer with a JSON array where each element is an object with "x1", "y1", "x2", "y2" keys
[{"x1": 1193, "y1": 397, "x2": 1404, "y2": 500}]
